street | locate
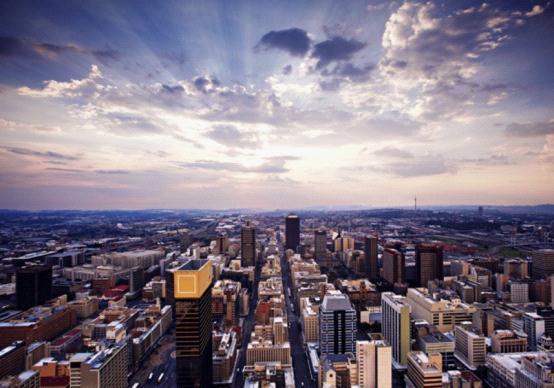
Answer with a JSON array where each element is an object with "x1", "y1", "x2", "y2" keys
[
  {"x1": 129, "y1": 329, "x2": 176, "y2": 387},
  {"x1": 280, "y1": 245, "x2": 316, "y2": 388},
  {"x1": 232, "y1": 255, "x2": 261, "y2": 387}
]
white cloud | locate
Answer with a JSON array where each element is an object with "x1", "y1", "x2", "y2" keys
[{"x1": 17, "y1": 65, "x2": 104, "y2": 98}]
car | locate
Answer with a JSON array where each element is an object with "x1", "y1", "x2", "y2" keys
[
  {"x1": 157, "y1": 373, "x2": 165, "y2": 384},
  {"x1": 131, "y1": 383, "x2": 140, "y2": 388},
  {"x1": 147, "y1": 372, "x2": 154, "y2": 381}
]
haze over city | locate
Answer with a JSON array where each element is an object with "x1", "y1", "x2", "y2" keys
[
  {"x1": 1, "y1": 0, "x2": 553, "y2": 210},
  {"x1": 2, "y1": 2, "x2": 554, "y2": 388}
]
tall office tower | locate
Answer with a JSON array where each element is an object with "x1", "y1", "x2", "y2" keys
[
  {"x1": 16, "y1": 265, "x2": 52, "y2": 310},
  {"x1": 319, "y1": 291, "x2": 357, "y2": 355},
  {"x1": 364, "y1": 235, "x2": 379, "y2": 280},
  {"x1": 454, "y1": 322, "x2": 486, "y2": 370},
  {"x1": 382, "y1": 248, "x2": 405, "y2": 286},
  {"x1": 129, "y1": 266, "x2": 144, "y2": 294},
  {"x1": 415, "y1": 244, "x2": 444, "y2": 287},
  {"x1": 405, "y1": 352, "x2": 443, "y2": 388},
  {"x1": 523, "y1": 307, "x2": 554, "y2": 350},
  {"x1": 532, "y1": 249, "x2": 554, "y2": 279},
  {"x1": 285, "y1": 213, "x2": 300, "y2": 251},
  {"x1": 241, "y1": 221, "x2": 256, "y2": 267},
  {"x1": 382, "y1": 292, "x2": 411, "y2": 368},
  {"x1": 314, "y1": 229, "x2": 327, "y2": 260},
  {"x1": 171, "y1": 259, "x2": 213, "y2": 388},
  {"x1": 356, "y1": 340, "x2": 392, "y2": 388},
  {"x1": 215, "y1": 234, "x2": 229, "y2": 255}
]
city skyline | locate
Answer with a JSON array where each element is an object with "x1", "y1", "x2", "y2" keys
[{"x1": 1, "y1": 0, "x2": 554, "y2": 210}]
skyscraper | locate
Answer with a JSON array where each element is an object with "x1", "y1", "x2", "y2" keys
[
  {"x1": 415, "y1": 244, "x2": 444, "y2": 287},
  {"x1": 382, "y1": 248, "x2": 405, "y2": 286},
  {"x1": 356, "y1": 340, "x2": 392, "y2": 388},
  {"x1": 241, "y1": 221, "x2": 256, "y2": 267},
  {"x1": 364, "y1": 235, "x2": 378, "y2": 280},
  {"x1": 16, "y1": 265, "x2": 52, "y2": 310},
  {"x1": 171, "y1": 259, "x2": 213, "y2": 388},
  {"x1": 382, "y1": 292, "x2": 411, "y2": 368},
  {"x1": 532, "y1": 249, "x2": 554, "y2": 279},
  {"x1": 319, "y1": 291, "x2": 357, "y2": 355},
  {"x1": 285, "y1": 213, "x2": 300, "y2": 251},
  {"x1": 314, "y1": 229, "x2": 327, "y2": 260}
]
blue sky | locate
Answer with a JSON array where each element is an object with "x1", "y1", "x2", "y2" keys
[{"x1": 0, "y1": 0, "x2": 553, "y2": 209}]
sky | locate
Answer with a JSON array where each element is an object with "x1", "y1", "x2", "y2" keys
[{"x1": 0, "y1": 0, "x2": 553, "y2": 210}]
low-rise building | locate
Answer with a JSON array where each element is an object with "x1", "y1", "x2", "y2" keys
[{"x1": 491, "y1": 330, "x2": 528, "y2": 353}]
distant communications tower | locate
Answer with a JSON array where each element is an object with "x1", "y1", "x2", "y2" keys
[{"x1": 414, "y1": 196, "x2": 417, "y2": 211}]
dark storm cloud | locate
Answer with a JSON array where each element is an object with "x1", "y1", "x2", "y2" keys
[
  {"x1": 256, "y1": 28, "x2": 312, "y2": 57},
  {"x1": 311, "y1": 37, "x2": 366, "y2": 69},
  {"x1": 193, "y1": 76, "x2": 219, "y2": 93},
  {"x1": 0, "y1": 36, "x2": 81, "y2": 58},
  {"x1": 505, "y1": 121, "x2": 554, "y2": 137},
  {"x1": 161, "y1": 84, "x2": 185, "y2": 94},
  {"x1": 319, "y1": 62, "x2": 374, "y2": 89},
  {"x1": 3, "y1": 146, "x2": 80, "y2": 161},
  {"x1": 0, "y1": 35, "x2": 121, "y2": 62}
]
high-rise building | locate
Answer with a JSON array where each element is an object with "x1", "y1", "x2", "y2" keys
[
  {"x1": 214, "y1": 234, "x2": 229, "y2": 255},
  {"x1": 285, "y1": 214, "x2": 300, "y2": 252},
  {"x1": 314, "y1": 229, "x2": 327, "y2": 260},
  {"x1": 356, "y1": 340, "x2": 392, "y2": 388},
  {"x1": 319, "y1": 291, "x2": 357, "y2": 355},
  {"x1": 381, "y1": 292, "x2": 411, "y2": 368},
  {"x1": 415, "y1": 244, "x2": 444, "y2": 287},
  {"x1": 364, "y1": 235, "x2": 378, "y2": 280},
  {"x1": 454, "y1": 322, "x2": 486, "y2": 370},
  {"x1": 382, "y1": 248, "x2": 405, "y2": 286},
  {"x1": 523, "y1": 307, "x2": 554, "y2": 350},
  {"x1": 241, "y1": 221, "x2": 256, "y2": 267},
  {"x1": 171, "y1": 259, "x2": 213, "y2": 388},
  {"x1": 129, "y1": 266, "x2": 144, "y2": 294},
  {"x1": 532, "y1": 249, "x2": 554, "y2": 279},
  {"x1": 16, "y1": 265, "x2": 52, "y2": 310}
]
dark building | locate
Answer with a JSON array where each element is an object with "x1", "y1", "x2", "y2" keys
[
  {"x1": 382, "y1": 248, "x2": 405, "y2": 286},
  {"x1": 415, "y1": 244, "x2": 444, "y2": 287},
  {"x1": 319, "y1": 293, "x2": 357, "y2": 355},
  {"x1": 171, "y1": 259, "x2": 213, "y2": 388},
  {"x1": 0, "y1": 341, "x2": 25, "y2": 379},
  {"x1": 16, "y1": 265, "x2": 52, "y2": 310},
  {"x1": 129, "y1": 266, "x2": 144, "y2": 296},
  {"x1": 314, "y1": 229, "x2": 327, "y2": 260},
  {"x1": 364, "y1": 235, "x2": 379, "y2": 280},
  {"x1": 285, "y1": 213, "x2": 300, "y2": 252},
  {"x1": 241, "y1": 221, "x2": 256, "y2": 267}
]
